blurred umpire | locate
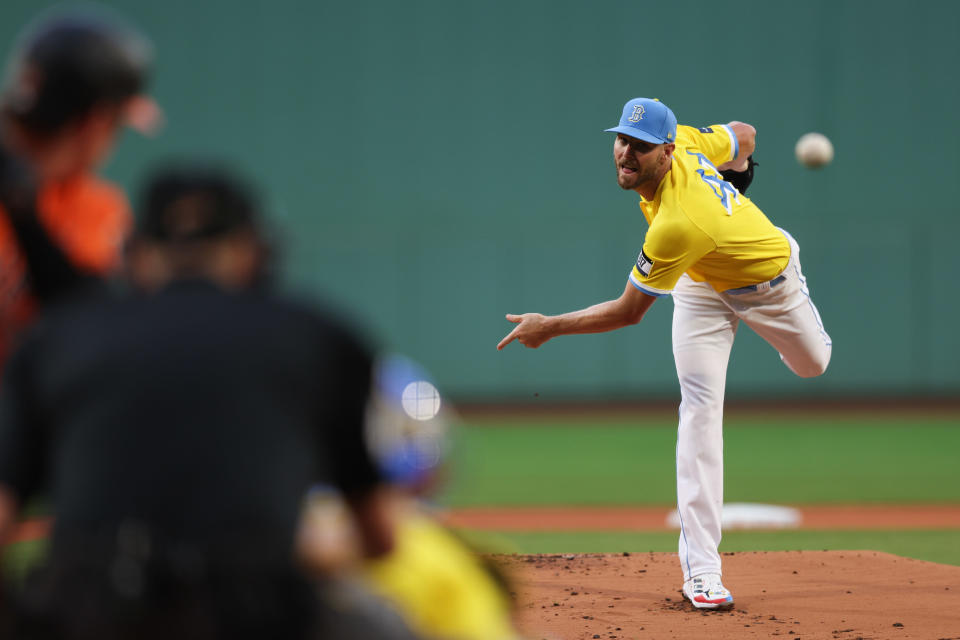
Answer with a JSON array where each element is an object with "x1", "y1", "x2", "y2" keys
[
  {"x1": 0, "y1": 165, "x2": 417, "y2": 640},
  {"x1": 0, "y1": 7, "x2": 160, "y2": 372}
]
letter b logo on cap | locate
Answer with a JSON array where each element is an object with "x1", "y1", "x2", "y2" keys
[{"x1": 628, "y1": 104, "x2": 645, "y2": 122}]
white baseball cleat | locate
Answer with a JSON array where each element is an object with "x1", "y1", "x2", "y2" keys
[{"x1": 682, "y1": 573, "x2": 734, "y2": 610}]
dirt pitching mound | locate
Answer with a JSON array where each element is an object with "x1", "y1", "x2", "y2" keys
[{"x1": 494, "y1": 550, "x2": 960, "y2": 640}]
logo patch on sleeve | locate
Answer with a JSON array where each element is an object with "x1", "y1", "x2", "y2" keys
[
  {"x1": 636, "y1": 249, "x2": 654, "y2": 277},
  {"x1": 697, "y1": 126, "x2": 714, "y2": 133}
]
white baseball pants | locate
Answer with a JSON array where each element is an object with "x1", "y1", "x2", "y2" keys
[{"x1": 671, "y1": 229, "x2": 831, "y2": 582}]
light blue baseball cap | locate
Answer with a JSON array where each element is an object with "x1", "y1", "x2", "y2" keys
[{"x1": 605, "y1": 97, "x2": 677, "y2": 144}]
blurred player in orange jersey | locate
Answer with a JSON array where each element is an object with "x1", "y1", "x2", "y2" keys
[{"x1": 0, "y1": 7, "x2": 161, "y2": 370}]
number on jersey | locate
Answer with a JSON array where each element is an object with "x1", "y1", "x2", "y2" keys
[{"x1": 686, "y1": 150, "x2": 741, "y2": 215}]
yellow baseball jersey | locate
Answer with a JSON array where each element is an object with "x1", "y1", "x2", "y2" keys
[
  {"x1": 364, "y1": 512, "x2": 518, "y2": 640},
  {"x1": 629, "y1": 124, "x2": 790, "y2": 295}
]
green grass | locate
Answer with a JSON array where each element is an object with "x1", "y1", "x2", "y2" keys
[
  {"x1": 440, "y1": 414, "x2": 960, "y2": 506},
  {"x1": 459, "y1": 529, "x2": 960, "y2": 566},
  {"x1": 438, "y1": 412, "x2": 960, "y2": 565}
]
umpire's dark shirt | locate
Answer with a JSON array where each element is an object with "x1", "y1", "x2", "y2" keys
[{"x1": 0, "y1": 279, "x2": 380, "y2": 563}]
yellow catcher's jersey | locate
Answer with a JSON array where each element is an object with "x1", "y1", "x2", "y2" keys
[
  {"x1": 628, "y1": 124, "x2": 790, "y2": 295},
  {"x1": 364, "y1": 512, "x2": 518, "y2": 640}
]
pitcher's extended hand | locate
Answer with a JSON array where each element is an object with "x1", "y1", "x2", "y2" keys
[{"x1": 497, "y1": 313, "x2": 552, "y2": 350}]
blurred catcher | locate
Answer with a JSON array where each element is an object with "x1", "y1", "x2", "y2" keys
[
  {"x1": 299, "y1": 355, "x2": 520, "y2": 640},
  {"x1": 0, "y1": 6, "x2": 160, "y2": 370}
]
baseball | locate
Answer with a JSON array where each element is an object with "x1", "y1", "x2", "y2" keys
[{"x1": 795, "y1": 132, "x2": 834, "y2": 168}]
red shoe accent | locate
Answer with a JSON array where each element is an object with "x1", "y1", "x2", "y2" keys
[{"x1": 695, "y1": 594, "x2": 732, "y2": 604}]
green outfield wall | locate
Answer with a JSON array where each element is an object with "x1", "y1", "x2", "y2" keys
[{"x1": 3, "y1": 0, "x2": 958, "y2": 399}]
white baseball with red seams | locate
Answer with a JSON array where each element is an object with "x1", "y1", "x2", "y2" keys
[{"x1": 795, "y1": 132, "x2": 834, "y2": 168}]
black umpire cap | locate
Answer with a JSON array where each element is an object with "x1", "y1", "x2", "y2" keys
[
  {"x1": 1, "y1": 8, "x2": 159, "y2": 136},
  {"x1": 136, "y1": 165, "x2": 263, "y2": 244}
]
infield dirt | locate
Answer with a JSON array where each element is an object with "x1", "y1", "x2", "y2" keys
[{"x1": 494, "y1": 550, "x2": 960, "y2": 640}]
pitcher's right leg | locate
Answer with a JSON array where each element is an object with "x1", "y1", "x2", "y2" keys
[{"x1": 672, "y1": 276, "x2": 738, "y2": 583}]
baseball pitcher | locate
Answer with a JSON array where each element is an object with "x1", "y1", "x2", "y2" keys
[{"x1": 498, "y1": 97, "x2": 832, "y2": 610}]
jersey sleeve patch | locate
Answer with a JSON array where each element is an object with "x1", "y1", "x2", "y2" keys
[
  {"x1": 697, "y1": 126, "x2": 713, "y2": 133},
  {"x1": 635, "y1": 249, "x2": 654, "y2": 277}
]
